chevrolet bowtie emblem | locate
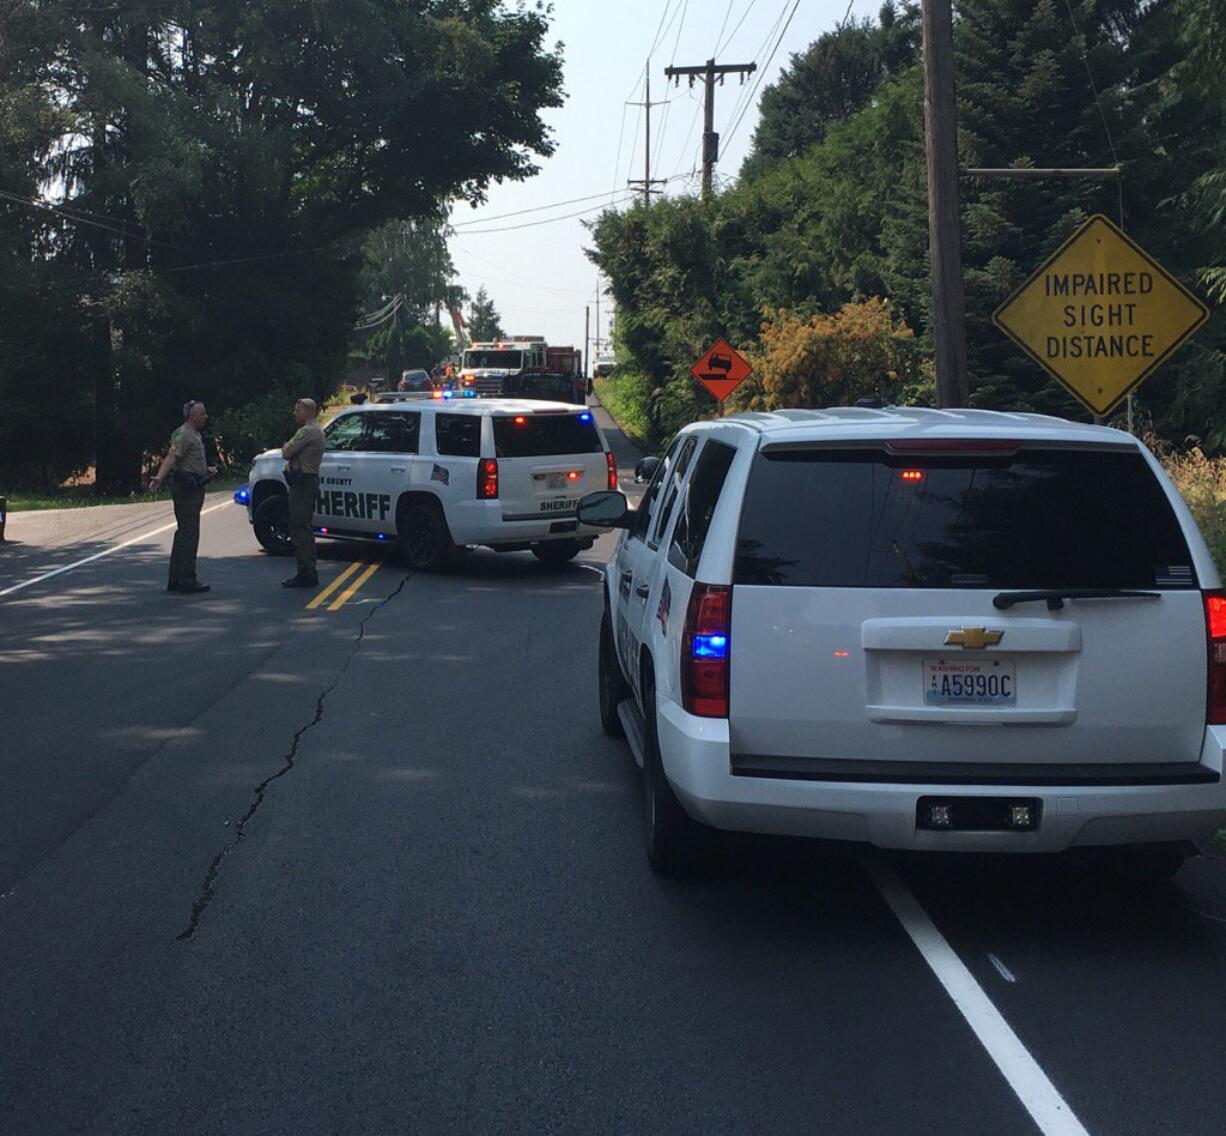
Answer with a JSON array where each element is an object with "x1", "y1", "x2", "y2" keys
[{"x1": 944, "y1": 627, "x2": 1004, "y2": 650}]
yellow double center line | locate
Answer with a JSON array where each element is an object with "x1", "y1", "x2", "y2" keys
[{"x1": 306, "y1": 559, "x2": 383, "y2": 612}]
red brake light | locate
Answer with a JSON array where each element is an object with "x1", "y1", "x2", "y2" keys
[
  {"x1": 681, "y1": 584, "x2": 731, "y2": 718},
  {"x1": 513, "y1": 415, "x2": 527, "y2": 425},
  {"x1": 1206, "y1": 591, "x2": 1226, "y2": 724},
  {"x1": 606, "y1": 451, "x2": 618, "y2": 491},
  {"x1": 886, "y1": 438, "x2": 1021, "y2": 454},
  {"x1": 478, "y1": 458, "x2": 499, "y2": 500},
  {"x1": 900, "y1": 469, "x2": 924, "y2": 482}
]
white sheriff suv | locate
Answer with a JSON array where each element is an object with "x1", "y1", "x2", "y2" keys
[
  {"x1": 239, "y1": 399, "x2": 618, "y2": 569},
  {"x1": 578, "y1": 407, "x2": 1226, "y2": 878}
]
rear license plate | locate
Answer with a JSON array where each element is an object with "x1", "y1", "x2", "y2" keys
[
  {"x1": 545, "y1": 473, "x2": 567, "y2": 490},
  {"x1": 924, "y1": 658, "x2": 1016, "y2": 706}
]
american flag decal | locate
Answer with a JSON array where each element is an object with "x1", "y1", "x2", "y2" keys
[{"x1": 431, "y1": 463, "x2": 450, "y2": 486}]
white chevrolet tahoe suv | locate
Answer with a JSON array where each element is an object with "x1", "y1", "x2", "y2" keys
[
  {"x1": 239, "y1": 399, "x2": 617, "y2": 569},
  {"x1": 577, "y1": 407, "x2": 1226, "y2": 878}
]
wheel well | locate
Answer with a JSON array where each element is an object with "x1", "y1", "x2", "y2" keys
[
  {"x1": 395, "y1": 490, "x2": 445, "y2": 530},
  {"x1": 251, "y1": 480, "x2": 287, "y2": 512}
]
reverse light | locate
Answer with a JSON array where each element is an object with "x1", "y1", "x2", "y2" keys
[
  {"x1": 1205, "y1": 591, "x2": 1226, "y2": 724},
  {"x1": 478, "y1": 458, "x2": 499, "y2": 500},
  {"x1": 682, "y1": 584, "x2": 731, "y2": 718},
  {"x1": 606, "y1": 451, "x2": 618, "y2": 491}
]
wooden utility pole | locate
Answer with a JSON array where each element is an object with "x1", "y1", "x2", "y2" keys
[
  {"x1": 628, "y1": 64, "x2": 668, "y2": 204},
  {"x1": 584, "y1": 304, "x2": 591, "y2": 378},
  {"x1": 666, "y1": 59, "x2": 757, "y2": 200},
  {"x1": 921, "y1": 0, "x2": 969, "y2": 407}
]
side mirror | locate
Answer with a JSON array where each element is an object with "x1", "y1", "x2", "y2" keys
[
  {"x1": 634, "y1": 456, "x2": 661, "y2": 483},
  {"x1": 350, "y1": 393, "x2": 367, "y2": 405},
  {"x1": 577, "y1": 490, "x2": 631, "y2": 529}
]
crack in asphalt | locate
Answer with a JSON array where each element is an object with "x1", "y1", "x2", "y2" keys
[{"x1": 176, "y1": 571, "x2": 411, "y2": 941}]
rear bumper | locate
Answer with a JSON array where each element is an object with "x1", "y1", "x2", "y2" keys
[
  {"x1": 447, "y1": 499, "x2": 600, "y2": 547},
  {"x1": 655, "y1": 700, "x2": 1226, "y2": 852}
]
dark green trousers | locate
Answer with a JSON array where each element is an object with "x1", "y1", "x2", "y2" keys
[
  {"x1": 169, "y1": 482, "x2": 205, "y2": 588},
  {"x1": 288, "y1": 475, "x2": 319, "y2": 577}
]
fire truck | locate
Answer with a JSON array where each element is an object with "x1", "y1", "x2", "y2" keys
[{"x1": 459, "y1": 336, "x2": 547, "y2": 397}]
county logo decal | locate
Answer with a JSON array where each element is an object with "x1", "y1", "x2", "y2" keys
[{"x1": 656, "y1": 578, "x2": 671, "y2": 635}]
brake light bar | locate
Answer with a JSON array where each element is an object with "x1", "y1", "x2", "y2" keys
[
  {"x1": 1206, "y1": 591, "x2": 1226, "y2": 724},
  {"x1": 886, "y1": 438, "x2": 1021, "y2": 454},
  {"x1": 478, "y1": 458, "x2": 499, "y2": 500},
  {"x1": 606, "y1": 451, "x2": 618, "y2": 491},
  {"x1": 682, "y1": 584, "x2": 731, "y2": 718}
]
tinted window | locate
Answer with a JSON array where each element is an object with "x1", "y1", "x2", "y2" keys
[
  {"x1": 464, "y1": 350, "x2": 522, "y2": 369},
  {"x1": 734, "y1": 447, "x2": 1195, "y2": 590},
  {"x1": 364, "y1": 412, "x2": 419, "y2": 454},
  {"x1": 634, "y1": 437, "x2": 681, "y2": 542},
  {"x1": 324, "y1": 414, "x2": 366, "y2": 452},
  {"x1": 651, "y1": 436, "x2": 698, "y2": 547},
  {"x1": 435, "y1": 414, "x2": 482, "y2": 457},
  {"x1": 669, "y1": 440, "x2": 737, "y2": 576},
  {"x1": 493, "y1": 414, "x2": 602, "y2": 458}
]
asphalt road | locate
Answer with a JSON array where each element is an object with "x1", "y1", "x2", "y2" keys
[{"x1": 3, "y1": 407, "x2": 1226, "y2": 1135}]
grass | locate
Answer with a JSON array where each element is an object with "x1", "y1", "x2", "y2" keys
[
  {"x1": 5, "y1": 474, "x2": 243, "y2": 512},
  {"x1": 593, "y1": 372, "x2": 655, "y2": 449},
  {"x1": 1160, "y1": 445, "x2": 1226, "y2": 574}
]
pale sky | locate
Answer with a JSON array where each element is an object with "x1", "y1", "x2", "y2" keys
[{"x1": 447, "y1": 0, "x2": 878, "y2": 358}]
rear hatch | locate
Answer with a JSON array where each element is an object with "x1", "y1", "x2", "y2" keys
[
  {"x1": 492, "y1": 409, "x2": 608, "y2": 523},
  {"x1": 729, "y1": 438, "x2": 1207, "y2": 774}
]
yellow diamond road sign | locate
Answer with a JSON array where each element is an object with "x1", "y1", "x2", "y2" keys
[{"x1": 993, "y1": 214, "x2": 1209, "y2": 417}]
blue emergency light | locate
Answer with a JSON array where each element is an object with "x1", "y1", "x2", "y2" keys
[
  {"x1": 578, "y1": 412, "x2": 593, "y2": 423},
  {"x1": 692, "y1": 634, "x2": 728, "y2": 659},
  {"x1": 234, "y1": 486, "x2": 251, "y2": 505}
]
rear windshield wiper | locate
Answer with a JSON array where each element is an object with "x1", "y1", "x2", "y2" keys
[{"x1": 993, "y1": 588, "x2": 1161, "y2": 611}]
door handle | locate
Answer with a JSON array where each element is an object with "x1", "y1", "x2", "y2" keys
[
  {"x1": 389, "y1": 467, "x2": 406, "y2": 474},
  {"x1": 635, "y1": 584, "x2": 650, "y2": 598},
  {"x1": 620, "y1": 569, "x2": 633, "y2": 583},
  {"x1": 335, "y1": 465, "x2": 352, "y2": 472}
]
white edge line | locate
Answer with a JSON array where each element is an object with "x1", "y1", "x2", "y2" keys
[
  {"x1": 862, "y1": 854, "x2": 1090, "y2": 1136},
  {"x1": 0, "y1": 500, "x2": 232, "y2": 599}
]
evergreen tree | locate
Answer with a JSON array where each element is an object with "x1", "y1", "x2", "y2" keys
[{"x1": 468, "y1": 287, "x2": 506, "y2": 341}]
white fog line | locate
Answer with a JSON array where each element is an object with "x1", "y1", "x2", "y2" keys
[
  {"x1": 863, "y1": 855, "x2": 1090, "y2": 1136},
  {"x1": 0, "y1": 501, "x2": 231, "y2": 599},
  {"x1": 988, "y1": 952, "x2": 1018, "y2": 984}
]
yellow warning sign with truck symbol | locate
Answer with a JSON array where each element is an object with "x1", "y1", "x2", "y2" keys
[{"x1": 992, "y1": 214, "x2": 1209, "y2": 417}]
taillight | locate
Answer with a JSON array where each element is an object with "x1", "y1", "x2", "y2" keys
[
  {"x1": 681, "y1": 584, "x2": 731, "y2": 718},
  {"x1": 606, "y1": 451, "x2": 618, "y2": 491},
  {"x1": 1206, "y1": 591, "x2": 1226, "y2": 724},
  {"x1": 478, "y1": 458, "x2": 499, "y2": 499}
]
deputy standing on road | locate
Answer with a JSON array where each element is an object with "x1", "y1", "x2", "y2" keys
[
  {"x1": 148, "y1": 400, "x2": 217, "y2": 594},
  {"x1": 280, "y1": 398, "x2": 325, "y2": 589}
]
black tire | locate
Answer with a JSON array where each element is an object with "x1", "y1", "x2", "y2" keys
[
  {"x1": 253, "y1": 495, "x2": 293, "y2": 556},
  {"x1": 642, "y1": 673, "x2": 711, "y2": 876},
  {"x1": 532, "y1": 539, "x2": 583, "y2": 566},
  {"x1": 598, "y1": 610, "x2": 629, "y2": 738},
  {"x1": 399, "y1": 501, "x2": 457, "y2": 573}
]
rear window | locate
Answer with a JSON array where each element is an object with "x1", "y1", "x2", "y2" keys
[
  {"x1": 435, "y1": 414, "x2": 481, "y2": 457},
  {"x1": 734, "y1": 447, "x2": 1195, "y2": 590},
  {"x1": 493, "y1": 413, "x2": 602, "y2": 458}
]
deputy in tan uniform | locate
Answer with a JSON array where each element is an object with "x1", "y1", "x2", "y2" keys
[
  {"x1": 280, "y1": 398, "x2": 326, "y2": 588},
  {"x1": 149, "y1": 399, "x2": 217, "y2": 594}
]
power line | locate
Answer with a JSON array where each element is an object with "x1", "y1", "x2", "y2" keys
[
  {"x1": 714, "y1": 0, "x2": 737, "y2": 54},
  {"x1": 450, "y1": 189, "x2": 636, "y2": 228},
  {"x1": 458, "y1": 193, "x2": 640, "y2": 235},
  {"x1": 724, "y1": 0, "x2": 801, "y2": 151},
  {"x1": 716, "y1": 0, "x2": 760, "y2": 56}
]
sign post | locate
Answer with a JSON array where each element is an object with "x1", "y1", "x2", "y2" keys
[
  {"x1": 691, "y1": 338, "x2": 753, "y2": 415},
  {"x1": 993, "y1": 214, "x2": 1209, "y2": 419}
]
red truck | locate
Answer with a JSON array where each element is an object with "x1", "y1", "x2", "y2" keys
[{"x1": 545, "y1": 345, "x2": 589, "y2": 403}]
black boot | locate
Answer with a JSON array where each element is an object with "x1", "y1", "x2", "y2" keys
[{"x1": 282, "y1": 574, "x2": 319, "y2": 588}]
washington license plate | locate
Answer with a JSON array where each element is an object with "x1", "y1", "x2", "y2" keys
[{"x1": 924, "y1": 659, "x2": 1016, "y2": 706}]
